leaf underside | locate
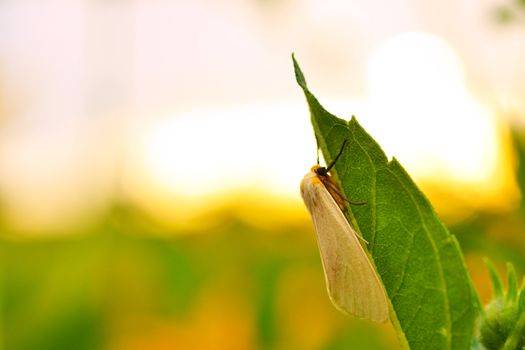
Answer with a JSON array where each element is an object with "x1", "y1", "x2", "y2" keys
[{"x1": 293, "y1": 55, "x2": 477, "y2": 350}]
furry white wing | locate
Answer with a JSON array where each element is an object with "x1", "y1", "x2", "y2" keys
[{"x1": 301, "y1": 172, "x2": 388, "y2": 323}]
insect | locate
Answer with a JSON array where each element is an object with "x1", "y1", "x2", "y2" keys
[{"x1": 300, "y1": 139, "x2": 388, "y2": 323}]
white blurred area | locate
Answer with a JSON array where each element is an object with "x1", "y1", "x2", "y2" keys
[{"x1": 0, "y1": 0, "x2": 525, "y2": 234}]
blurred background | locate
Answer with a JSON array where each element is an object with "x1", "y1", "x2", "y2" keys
[{"x1": 1, "y1": 0, "x2": 525, "y2": 349}]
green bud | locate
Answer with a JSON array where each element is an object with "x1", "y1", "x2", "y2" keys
[{"x1": 479, "y1": 259, "x2": 525, "y2": 350}]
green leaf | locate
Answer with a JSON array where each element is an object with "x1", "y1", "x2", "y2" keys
[
  {"x1": 510, "y1": 130, "x2": 525, "y2": 212},
  {"x1": 480, "y1": 261, "x2": 525, "y2": 350},
  {"x1": 519, "y1": 278, "x2": 525, "y2": 312},
  {"x1": 508, "y1": 263, "x2": 519, "y2": 304},
  {"x1": 292, "y1": 54, "x2": 478, "y2": 350},
  {"x1": 503, "y1": 311, "x2": 525, "y2": 350},
  {"x1": 485, "y1": 257, "x2": 504, "y2": 299}
]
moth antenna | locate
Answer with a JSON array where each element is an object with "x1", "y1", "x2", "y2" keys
[
  {"x1": 319, "y1": 177, "x2": 367, "y2": 206},
  {"x1": 315, "y1": 135, "x2": 320, "y2": 165},
  {"x1": 326, "y1": 139, "x2": 348, "y2": 172}
]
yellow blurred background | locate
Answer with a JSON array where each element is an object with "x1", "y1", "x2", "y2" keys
[{"x1": 1, "y1": 0, "x2": 525, "y2": 349}]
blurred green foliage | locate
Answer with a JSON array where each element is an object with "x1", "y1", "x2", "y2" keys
[
  {"x1": 0, "y1": 209, "x2": 396, "y2": 350},
  {"x1": 450, "y1": 131, "x2": 525, "y2": 270},
  {"x1": 494, "y1": 0, "x2": 525, "y2": 24}
]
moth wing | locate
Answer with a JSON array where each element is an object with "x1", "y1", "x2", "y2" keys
[{"x1": 301, "y1": 175, "x2": 388, "y2": 322}]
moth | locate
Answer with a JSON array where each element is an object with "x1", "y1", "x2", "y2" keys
[{"x1": 300, "y1": 140, "x2": 388, "y2": 323}]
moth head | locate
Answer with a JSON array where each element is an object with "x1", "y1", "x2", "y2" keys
[{"x1": 312, "y1": 165, "x2": 329, "y2": 177}]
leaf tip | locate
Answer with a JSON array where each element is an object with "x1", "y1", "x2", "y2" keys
[
  {"x1": 506, "y1": 262, "x2": 518, "y2": 303},
  {"x1": 389, "y1": 157, "x2": 406, "y2": 171},
  {"x1": 519, "y1": 278, "x2": 525, "y2": 312},
  {"x1": 484, "y1": 257, "x2": 504, "y2": 298},
  {"x1": 292, "y1": 53, "x2": 308, "y2": 91}
]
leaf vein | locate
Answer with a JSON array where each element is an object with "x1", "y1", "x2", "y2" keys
[
  {"x1": 389, "y1": 218, "x2": 416, "y2": 300},
  {"x1": 386, "y1": 167, "x2": 452, "y2": 348}
]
